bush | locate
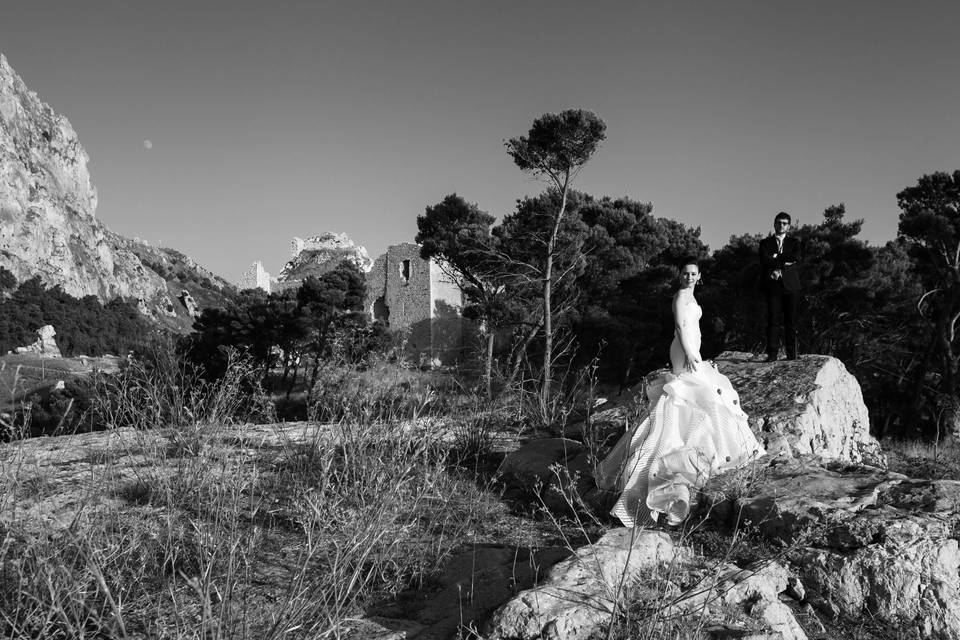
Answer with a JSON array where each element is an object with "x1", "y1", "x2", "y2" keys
[
  {"x1": 18, "y1": 378, "x2": 98, "y2": 438},
  {"x1": 308, "y1": 357, "x2": 454, "y2": 424},
  {"x1": 0, "y1": 276, "x2": 150, "y2": 356}
]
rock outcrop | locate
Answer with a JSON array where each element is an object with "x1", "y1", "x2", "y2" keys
[
  {"x1": 6, "y1": 349, "x2": 955, "y2": 638},
  {"x1": 485, "y1": 529, "x2": 684, "y2": 640},
  {"x1": 277, "y1": 232, "x2": 372, "y2": 283},
  {"x1": 13, "y1": 324, "x2": 61, "y2": 357},
  {"x1": 700, "y1": 457, "x2": 960, "y2": 639},
  {"x1": 499, "y1": 437, "x2": 592, "y2": 503},
  {"x1": 485, "y1": 528, "x2": 810, "y2": 640},
  {"x1": 178, "y1": 289, "x2": 198, "y2": 317},
  {"x1": 499, "y1": 354, "x2": 886, "y2": 516}
]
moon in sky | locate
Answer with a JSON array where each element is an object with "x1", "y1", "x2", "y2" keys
[{"x1": 143, "y1": 140, "x2": 152, "y2": 150}]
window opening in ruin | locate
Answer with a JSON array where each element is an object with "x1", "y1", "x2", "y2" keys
[{"x1": 400, "y1": 259, "x2": 411, "y2": 284}]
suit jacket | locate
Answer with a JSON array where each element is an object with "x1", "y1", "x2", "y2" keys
[{"x1": 759, "y1": 235, "x2": 801, "y2": 292}]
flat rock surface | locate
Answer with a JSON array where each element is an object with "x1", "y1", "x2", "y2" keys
[
  {"x1": 700, "y1": 456, "x2": 960, "y2": 639},
  {"x1": 0, "y1": 422, "x2": 343, "y2": 534}
]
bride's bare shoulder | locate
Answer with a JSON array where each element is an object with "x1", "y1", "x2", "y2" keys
[{"x1": 672, "y1": 291, "x2": 696, "y2": 316}]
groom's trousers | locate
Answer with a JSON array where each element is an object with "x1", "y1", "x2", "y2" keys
[{"x1": 765, "y1": 283, "x2": 798, "y2": 359}]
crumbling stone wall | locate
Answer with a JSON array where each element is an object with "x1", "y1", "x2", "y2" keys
[
  {"x1": 238, "y1": 239, "x2": 468, "y2": 364},
  {"x1": 365, "y1": 243, "x2": 466, "y2": 364},
  {"x1": 238, "y1": 260, "x2": 271, "y2": 293}
]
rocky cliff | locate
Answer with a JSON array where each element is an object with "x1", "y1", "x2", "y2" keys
[{"x1": 0, "y1": 54, "x2": 230, "y2": 329}]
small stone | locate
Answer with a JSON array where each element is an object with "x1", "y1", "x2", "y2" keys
[{"x1": 785, "y1": 577, "x2": 805, "y2": 601}]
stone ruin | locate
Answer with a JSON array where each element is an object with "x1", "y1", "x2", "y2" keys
[
  {"x1": 239, "y1": 233, "x2": 373, "y2": 296},
  {"x1": 13, "y1": 324, "x2": 62, "y2": 358},
  {"x1": 238, "y1": 260, "x2": 272, "y2": 294},
  {"x1": 364, "y1": 243, "x2": 466, "y2": 366},
  {"x1": 240, "y1": 234, "x2": 469, "y2": 365}
]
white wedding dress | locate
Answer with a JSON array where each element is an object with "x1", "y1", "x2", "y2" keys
[{"x1": 596, "y1": 294, "x2": 765, "y2": 527}]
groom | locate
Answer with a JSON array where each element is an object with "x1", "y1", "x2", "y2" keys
[{"x1": 759, "y1": 211, "x2": 801, "y2": 361}]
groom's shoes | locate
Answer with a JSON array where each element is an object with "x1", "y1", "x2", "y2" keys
[{"x1": 764, "y1": 354, "x2": 778, "y2": 363}]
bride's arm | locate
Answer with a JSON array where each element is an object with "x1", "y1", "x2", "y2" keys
[{"x1": 672, "y1": 294, "x2": 701, "y2": 372}]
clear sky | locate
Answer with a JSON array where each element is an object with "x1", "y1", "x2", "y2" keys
[{"x1": 3, "y1": 1, "x2": 959, "y2": 281}]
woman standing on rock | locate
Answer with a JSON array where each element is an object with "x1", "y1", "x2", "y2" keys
[{"x1": 596, "y1": 257, "x2": 765, "y2": 527}]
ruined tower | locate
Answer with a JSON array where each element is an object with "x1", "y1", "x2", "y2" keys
[{"x1": 365, "y1": 243, "x2": 466, "y2": 365}]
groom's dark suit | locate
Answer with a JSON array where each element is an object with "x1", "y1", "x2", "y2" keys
[{"x1": 759, "y1": 234, "x2": 801, "y2": 359}]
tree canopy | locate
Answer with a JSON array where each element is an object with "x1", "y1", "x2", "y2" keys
[
  {"x1": 505, "y1": 109, "x2": 607, "y2": 183},
  {"x1": 0, "y1": 276, "x2": 150, "y2": 356}
]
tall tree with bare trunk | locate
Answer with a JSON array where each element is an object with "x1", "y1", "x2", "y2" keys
[{"x1": 505, "y1": 109, "x2": 606, "y2": 420}]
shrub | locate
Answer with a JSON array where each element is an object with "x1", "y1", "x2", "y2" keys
[
  {"x1": 18, "y1": 377, "x2": 98, "y2": 438},
  {"x1": 0, "y1": 276, "x2": 150, "y2": 357},
  {"x1": 308, "y1": 358, "x2": 450, "y2": 424}
]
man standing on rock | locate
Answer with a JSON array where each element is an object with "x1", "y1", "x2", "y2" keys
[{"x1": 759, "y1": 211, "x2": 801, "y2": 361}]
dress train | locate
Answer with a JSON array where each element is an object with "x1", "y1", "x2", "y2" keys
[{"x1": 596, "y1": 358, "x2": 765, "y2": 527}]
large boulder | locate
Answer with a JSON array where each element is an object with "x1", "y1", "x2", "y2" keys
[
  {"x1": 716, "y1": 353, "x2": 885, "y2": 467},
  {"x1": 13, "y1": 324, "x2": 61, "y2": 357},
  {"x1": 485, "y1": 529, "x2": 684, "y2": 640},
  {"x1": 571, "y1": 353, "x2": 884, "y2": 468},
  {"x1": 491, "y1": 354, "x2": 898, "y2": 638}
]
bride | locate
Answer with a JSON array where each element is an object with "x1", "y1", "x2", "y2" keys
[{"x1": 596, "y1": 258, "x2": 765, "y2": 527}]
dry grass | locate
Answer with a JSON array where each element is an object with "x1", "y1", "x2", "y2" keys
[
  {"x1": 884, "y1": 437, "x2": 960, "y2": 480},
  {"x1": 3, "y1": 348, "x2": 945, "y2": 639},
  {"x1": 0, "y1": 354, "x2": 517, "y2": 639}
]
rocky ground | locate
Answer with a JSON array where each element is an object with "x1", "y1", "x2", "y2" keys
[
  {"x1": 1, "y1": 353, "x2": 957, "y2": 639},
  {"x1": 470, "y1": 354, "x2": 957, "y2": 640}
]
